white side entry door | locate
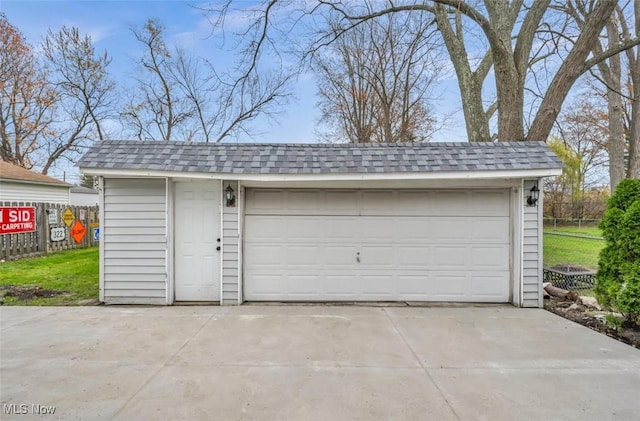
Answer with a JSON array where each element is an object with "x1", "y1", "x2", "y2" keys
[{"x1": 174, "y1": 181, "x2": 221, "y2": 301}]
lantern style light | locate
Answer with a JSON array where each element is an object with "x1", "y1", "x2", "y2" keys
[
  {"x1": 527, "y1": 184, "x2": 540, "y2": 207},
  {"x1": 225, "y1": 184, "x2": 236, "y2": 207}
]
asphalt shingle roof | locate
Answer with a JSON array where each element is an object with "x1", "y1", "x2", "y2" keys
[
  {"x1": 0, "y1": 160, "x2": 72, "y2": 186},
  {"x1": 78, "y1": 140, "x2": 562, "y2": 174}
]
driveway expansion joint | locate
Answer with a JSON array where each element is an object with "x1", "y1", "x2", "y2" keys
[{"x1": 382, "y1": 308, "x2": 462, "y2": 421}]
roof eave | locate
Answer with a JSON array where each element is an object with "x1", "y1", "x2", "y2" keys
[
  {"x1": 0, "y1": 178, "x2": 73, "y2": 188},
  {"x1": 79, "y1": 167, "x2": 563, "y2": 181}
]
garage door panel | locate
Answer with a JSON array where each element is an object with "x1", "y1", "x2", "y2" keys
[
  {"x1": 431, "y1": 246, "x2": 469, "y2": 269},
  {"x1": 471, "y1": 191, "x2": 510, "y2": 216},
  {"x1": 287, "y1": 246, "x2": 322, "y2": 267},
  {"x1": 361, "y1": 218, "x2": 396, "y2": 241},
  {"x1": 431, "y1": 191, "x2": 470, "y2": 215},
  {"x1": 360, "y1": 275, "x2": 396, "y2": 297},
  {"x1": 431, "y1": 218, "x2": 470, "y2": 240},
  {"x1": 395, "y1": 219, "x2": 430, "y2": 239},
  {"x1": 245, "y1": 245, "x2": 283, "y2": 266},
  {"x1": 360, "y1": 246, "x2": 395, "y2": 266},
  {"x1": 247, "y1": 190, "x2": 285, "y2": 212},
  {"x1": 245, "y1": 275, "x2": 284, "y2": 297},
  {"x1": 286, "y1": 275, "x2": 322, "y2": 296},
  {"x1": 244, "y1": 188, "x2": 510, "y2": 302},
  {"x1": 324, "y1": 275, "x2": 359, "y2": 297},
  {"x1": 287, "y1": 190, "x2": 321, "y2": 210},
  {"x1": 324, "y1": 191, "x2": 359, "y2": 211},
  {"x1": 471, "y1": 247, "x2": 510, "y2": 269},
  {"x1": 397, "y1": 275, "x2": 430, "y2": 297},
  {"x1": 324, "y1": 246, "x2": 359, "y2": 266},
  {"x1": 397, "y1": 246, "x2": 431, "y2": 267},
  {"x1": 325, "y1": 218, "x2": 360, "y2": 239},
  {"x1": 396, "y1": 191, "x2": 431, "y2": 212},
  {"x1": 472, "y1": 218, "x2": 510, "y2": 242},
  {"x1": 471, "y1": 274, "x2": 510, "y2": 298},
  {"x1": 285, "y1": 217, "x2": 323, "y2": 240},
  {"x1": 361, "y1": 190, "x2": 394, "y2": 213},
  {"x1": 245, "y1": 217, "x2": 284, "y2": 241},
  {"x1": 431, "y1": 274, "x2": 470, "y2": 298}
]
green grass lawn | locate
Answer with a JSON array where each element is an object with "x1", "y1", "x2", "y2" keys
[
  {"x1": 543, "y1": 232, "x2": 604, "y2": 270},
  {"x1": 543, "y1": 225, "x2": 602, "y2": 237},
  {"x1": 0, "y1": 247, "x2": 98, "y2": 305}
]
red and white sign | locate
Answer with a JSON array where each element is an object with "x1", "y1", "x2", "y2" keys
[{"x1": 0, "y1": 207, "x2": 36, "y2": 235}]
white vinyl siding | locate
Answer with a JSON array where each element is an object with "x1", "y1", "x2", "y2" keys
[
  {"x1": 222, "y1": 181, "x2": 240, "y2": 304},
  {"x1": 0, "y1": 181, "x2": 70, "y2": 204},
  {"x1": 522, "y1": 180, "x2": 541, "y2": 308},
  {"x1": 70, "y1": 191, "x2": 99, "y2": 206},
  {"x1": 244, "y1": 189, "x2": 511, "y2": 302},
  {"x1": 103, "y1": 178, "x2": 167, "y2": 304}
]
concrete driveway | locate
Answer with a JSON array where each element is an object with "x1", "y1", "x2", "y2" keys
[{"x1": 1, "y1": 305, "x2": 639, "y2": 420}]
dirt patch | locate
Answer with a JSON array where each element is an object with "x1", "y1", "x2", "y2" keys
[
  {"x1": 0, "y1": 285, "x2": 68, "y2": 302},
  {"x1": 545, "y1": 297, "x2": 640, "y2": 349}
]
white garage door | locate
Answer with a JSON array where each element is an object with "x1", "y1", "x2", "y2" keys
[{"x1": 244, "y1": 189, "x2": 511, "y2": 302}]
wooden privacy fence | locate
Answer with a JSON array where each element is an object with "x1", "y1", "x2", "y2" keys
[{"x1": 0, "y1": 202, "x2": 99, "y2": 260}]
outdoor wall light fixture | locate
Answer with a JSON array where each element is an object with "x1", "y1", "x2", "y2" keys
[
  {"x1": 225, "y1": 184, "x2": 236, "y2": 207},
  {"x1": 527, "y1": 183, "x2": 540, "y2": 207}
]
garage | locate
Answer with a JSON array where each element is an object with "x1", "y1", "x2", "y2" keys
[
  {"x1": 79, "y1": 140, "x2": 563, "y2": 307},
  {"x1": 244, "y1": 188, "x2": 511, "y2": 302}
]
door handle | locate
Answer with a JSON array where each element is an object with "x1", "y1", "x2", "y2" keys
[
  {"x1": 216, "y1": 246, "x2": 221, "y2": 251},
  {"x1": 356, "y1": 252, "x2": 360, "y2": 263}
]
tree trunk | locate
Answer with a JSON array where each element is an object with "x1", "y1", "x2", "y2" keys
[
  {"x1": 434, "y1": 5, "x2": 491, "y2": 141},
  {"x1": 608, "y1": 89, "x2": 626, "y2": 190},
  {"x1": 527, "y1": 0, "x2": 618, "y2": 142},
  {"x1": 487, "y1": 1, "x2": 526, "y2": 141},
  {"x1": 460, "y1": 76, "x2": 492, "y2": 141},
  {"x1": 598, "y1": 18, "x2": 626, "y2": 192},
  {"x1": 627, "y1": 3, "x2": 640, "y2": 179},
  {"x1": 494, "y1": 51, "x2": 525, "y2": 140},
  {"x1": 628, "y1": 92, "x2": 640, "y2": 179}
]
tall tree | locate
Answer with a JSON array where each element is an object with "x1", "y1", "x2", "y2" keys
[
  {"x1": 563, "y1": 0, "x2": 639, "y2": 189},
  {"x1": 205, "y1": 1, "x2": 640, "y2": 143},
  {"x1": 0, "y1": 15, "x2": 113, "y2": 173},
  {"x1": 554, "y1": 99, "x2": 608, "y2": 218},
  {"x1": 123, "y1": 19, "x2": 291, "y2": 142},
  {"x1": 123, "y1": 19, "x2": 192, "y2": 141},
  {"x1": 0, "y1": 14, "x2": 55, "y2": 168},
  {"x1": 41, "y1": 26, "x2": 115, "y2": 174},
  {"x1": 545, "y1": 139, "x2": 580, "y2": 218},
  {"x1": 315, "y1": 13, "x2": 441, "y2": 143}
]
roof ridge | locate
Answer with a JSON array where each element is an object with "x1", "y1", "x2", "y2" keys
[{"x1": 94, "y1": 140, "x2": 543, "y2": 147}]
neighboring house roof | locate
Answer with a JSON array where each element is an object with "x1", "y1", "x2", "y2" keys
[
  {"x1": 79, "y1": 141, "x2": 563, "y2": 176},
  {"x1": 70, "y1": 186, "x2": 98, "y2": 194},
  {"x1": 0, "y1": 160, "x2": 71, "y2": 187}
]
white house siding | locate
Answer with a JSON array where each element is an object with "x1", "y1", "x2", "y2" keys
[
  {"x1": 222, "y1": 181, "x2": 240, "y2": 305},
  {"x1": 102, "y1": 178, "x2": 167, "y2": 304},
  {"x1": 0, "y1": 181, "x2": 70, "y2": 204},
  {"x1": 70, "y1": 191, "x2": 99, "y2": 206},
  {"x1": 522, "y1": 179, "x2": 541, "y2": 308}
]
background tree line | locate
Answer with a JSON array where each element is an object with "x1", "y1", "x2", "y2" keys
[
  {"x1": 1, "y1": 1, "x2": 639, "y2": 200},
  {"x1": 0, "y1": 15, "x2": 289, "y2": 175}
]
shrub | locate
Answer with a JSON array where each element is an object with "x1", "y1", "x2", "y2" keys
[
  {"x1": 604, "y1": 313, "x2": 623, "y2": 333},
  {"x1": 595, "y1": 179, "x2": 640, "y2": 325}
]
